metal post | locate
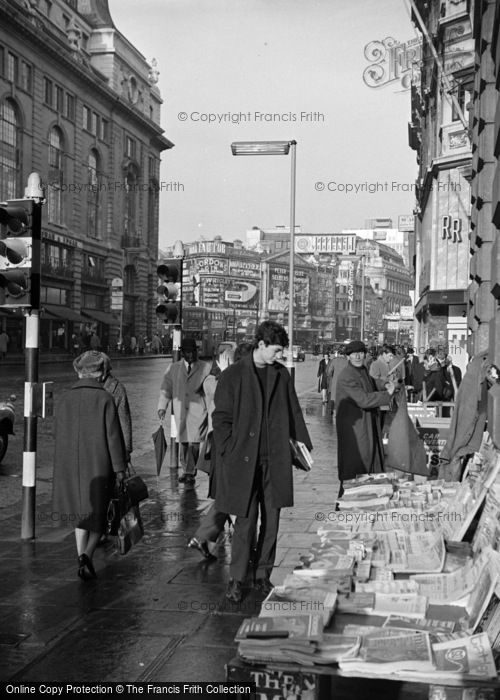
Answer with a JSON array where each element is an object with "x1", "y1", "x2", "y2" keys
[
  {"x1": 360, "y1": 255, "x2": 365, "y2": 342},
  {"x1": 169, "y1": 325, "x2": 181, "y2": 469},
  {"x1": 287, "y1": 141, "x2": 297, "y2": 382},
  {"x1": 119, "y1": 250, "x2": 125, "y2": 353},
  {"x1": 21, "y1": 174, "x2": 43, "y2": 540}
]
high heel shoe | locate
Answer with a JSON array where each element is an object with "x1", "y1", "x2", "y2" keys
[{"x1": 78, "y1": 554, "x2": 97, "y2": 579}]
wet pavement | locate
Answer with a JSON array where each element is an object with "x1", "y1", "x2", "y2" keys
[{"x1": 0, "y1": 370, "x2": 340, "y2": 683}]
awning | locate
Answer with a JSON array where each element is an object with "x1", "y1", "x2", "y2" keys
[
  {"x1": 42, "y1": 304, "x2": 89, "y2": 323},
  {"x1": 82, "y1": 309, "x2": 120, "y2": 325},
  {"x1": 414, "y1": 289, "x2": 467, "y2": 317}
]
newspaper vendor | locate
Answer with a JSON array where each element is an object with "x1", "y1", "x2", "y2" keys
[{"x1": 335, "y1": 340, "x2": 399, "y2": 496}]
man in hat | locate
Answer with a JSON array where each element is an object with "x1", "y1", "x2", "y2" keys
[
  {"x1": 335, "y1": 340, "x2": 399, "y2": 496},
  {"x1": 157, "y1": 337, "x2": 211, "y2": 485}
]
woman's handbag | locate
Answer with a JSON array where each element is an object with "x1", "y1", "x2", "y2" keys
[
  {"x1": 106, "y1": 467, "x2": 147, "y2": 535},
  {"x1": 117, "y1": 505, "x2": 144, "y2": 555},
  {"x1": 107, "y1": 483, "x2": 130, "y2": 536},
  {"x1": 124, "y1": 465, "x2": 149, "y2": 506}
]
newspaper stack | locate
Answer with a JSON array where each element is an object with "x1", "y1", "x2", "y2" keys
[
  {"x1": 260, "y1": 583, "x2": 338, "y2": 627},
  {"x1": 338, "y1": 627, "x2": 497, "y2": 682},
  {"x1": 235, "y1": 614, "x2": 323, "y2": 664}
]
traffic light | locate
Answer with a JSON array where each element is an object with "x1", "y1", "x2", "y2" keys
[
  {"x1": 156, "y1": 259, "x2": 182, "y2": 324},
  {"x1": 0, "y1": 198, "x2": 34, "y2": 307}
]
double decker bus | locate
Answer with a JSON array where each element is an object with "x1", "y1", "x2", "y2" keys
[{"x1": 182, "y1": 306, "x2": 229, "y2": 358}]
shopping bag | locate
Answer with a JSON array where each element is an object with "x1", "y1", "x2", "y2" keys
[
  {"x1": 117, "y1": 506, "x2": 144, "y2": 555},
  {"x1": 385, "y1": 389, "x2": 429, "y2": 476}
]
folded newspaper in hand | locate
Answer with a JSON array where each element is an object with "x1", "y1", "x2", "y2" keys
[{"x1": 290, "y1": 439, "x2": 313, "y2": 471}]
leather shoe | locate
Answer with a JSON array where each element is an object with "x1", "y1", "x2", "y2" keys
[
  {"x1": 254, "y1": 578, "x2": 273, "y2": 595},
  {"x1": 187, "y1": 537, "x2": 213, "y2": 559},
  {"x1": 225, "y1": 579, "x2": 243, "y2": 603}
]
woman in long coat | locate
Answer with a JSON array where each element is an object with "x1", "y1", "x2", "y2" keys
[
  {"x1": 317, "y1": 352, "x2": 330, "y2": 403},
  {"x1": 335, "y1": 341, "x2": 396, "y2": 489},
  {"x1": 52, "y1": 351, "x2": 127, "y2": 580}
]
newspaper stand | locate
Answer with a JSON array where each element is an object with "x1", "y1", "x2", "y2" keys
[{"x1": 227, "y1": 434, "x2": 500, "y2": 699}]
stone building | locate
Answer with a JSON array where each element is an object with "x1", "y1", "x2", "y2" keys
[
  {"x1": 0, "y1": 0, "x2": 172, "y2": 352},
  {"x1": 409, "y1": 0, "x2": 474, "y2": 373},
  {"x1": 468, "y1": 0, "x2": 500, "y2": 443}
]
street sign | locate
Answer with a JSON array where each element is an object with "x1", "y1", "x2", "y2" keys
[
  {"x1": 398, "y1": 215, "x2": 415, "y2": 232},
  {"x1": 111, "y1": 278, "x2": 123, "y2": 311}
]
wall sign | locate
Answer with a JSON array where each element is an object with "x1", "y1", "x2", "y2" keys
[{"x1": 441, "y1": 215, "x2": 462, "y2": 243}]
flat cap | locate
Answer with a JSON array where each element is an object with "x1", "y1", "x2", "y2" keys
[
  {"x1": 73, "y1": 350, "x2": 105, "y2": 377},
  {"x1": 345, "y1": 340, "x2": 367, "y2": 355}
]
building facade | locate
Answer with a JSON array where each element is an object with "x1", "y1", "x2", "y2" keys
[
  {"x1": 166, "y1": 232, "x2": 410, "y2": 352},
  {"x1": 409, "y1": 0, "x2": 474, "y2": 373},
  {"x1": 468, "y1": 0, "x2": 500, "y2": 444},
  {"x1": 0, "y1": 0, "x2": 172, "y2": 351}
]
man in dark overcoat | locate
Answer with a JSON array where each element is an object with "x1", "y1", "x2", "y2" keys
[
  {"x1": 212, "y1": 321, "x2": 312, "y2": 603},
  {"x1": 335, "y1": 341, "x2": 397, "y2": 494}
]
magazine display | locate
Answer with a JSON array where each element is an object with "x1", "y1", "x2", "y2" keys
[
  {"x1": 233, "y1": 435, "x2": 500, "y2": 690},
  {"x1": 339, "y1": 631, "x2": 434, "y2": 674},
  {"x1": 377, "y1": 529, "x2": 446, "y2": 574},
  {"x1": 339, "y1": 632, "x2": 497, "y2": 682}
]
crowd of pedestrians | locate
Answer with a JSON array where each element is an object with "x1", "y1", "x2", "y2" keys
[
  {"x1": 316, "y1": 341, "x2": 464, "y2": 499},
  {"x1": 51, "y1": 320, "x2": 311, "y2": 605},
  {"x1": 51, "y1": 327, "x2": 465, "y2": 602}
]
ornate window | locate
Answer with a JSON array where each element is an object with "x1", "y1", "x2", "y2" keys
[
  {"x1": 87, "y1": 149, "x2": 101, "y2": 239},
  {"x1": 124, "y1": 163, "x2": 139, "y2": 237},
  {"x1": 48, "y1": 126, "x2": 64, "y2": 224},
  {"x1": 0, "y1": 99, "x2": 20, "y2": 200}
]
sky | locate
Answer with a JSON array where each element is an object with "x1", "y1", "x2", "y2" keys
[{"x1": 108, "y1": 0, "x2": 419, "y2": 249}]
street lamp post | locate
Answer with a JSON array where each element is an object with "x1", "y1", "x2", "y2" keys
[
  {"x1": 231, "y1": 140, "x2": 297, "y2": 375},
  {"x1": 360, "y1": 254, "x2": 366, "y2": 342}
]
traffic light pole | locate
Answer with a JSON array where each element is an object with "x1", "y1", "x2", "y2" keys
[
  {"x1": 21, "y1": 175, "x2": 43, "y2": 541},
  {"x1": 170, "y1": 325, "x2": 181, "y2": 469}
]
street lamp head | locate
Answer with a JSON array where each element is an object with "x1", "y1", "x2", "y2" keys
[{"x1": 231, "y1": 141, "x2": 294, "y2": 156}]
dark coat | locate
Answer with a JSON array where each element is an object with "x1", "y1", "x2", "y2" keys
[
  {"x1": 103, "y1": 374, "x2": 133, "y2": 460},
  {"x1": 212, "y1": 353, "x2": 312, "y2": 517},
  {"x1": 335, "y1": 362, "x2": 391, "y2": 481},
  {"x1": 52, "y1": 379, "x2": 128, "y2": 533},
  {"x1": 317, "y1": 358, "x2": 328, "y2": 391}
]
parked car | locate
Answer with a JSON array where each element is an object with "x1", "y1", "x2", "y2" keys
[{"x1": 292, "y1": 345, "x2": 306, "y2": 362}]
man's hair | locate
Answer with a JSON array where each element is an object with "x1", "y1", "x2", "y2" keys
[
  {"x1": 234, "y1": 341, "x2": 253, "y2": 362},
  {"x1": 254, "y1": 320, "x2": 289, "y2": 348},
  {"x1": 382, "y1": 344, "x2": 396, "y2": 355}
]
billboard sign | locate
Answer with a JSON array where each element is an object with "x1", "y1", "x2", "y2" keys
[
  {"x1": 295, "y1": 234, "x2": 356, "y2": 255},
  {"x1": 398, "y1": 215, "x2": 415, "y2": 232}
]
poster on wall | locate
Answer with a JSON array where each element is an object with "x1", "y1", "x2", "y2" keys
[{"x1": 268, "y1": 266, "x2": 310, "y2": 314}]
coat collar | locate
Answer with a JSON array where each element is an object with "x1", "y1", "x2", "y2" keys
[
  {"x1": 71, "y1": 378, "x2": 105, "y2": 390},
  {"x1": 239, "y1": 352, "x2": 282, "y2": 407}
]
